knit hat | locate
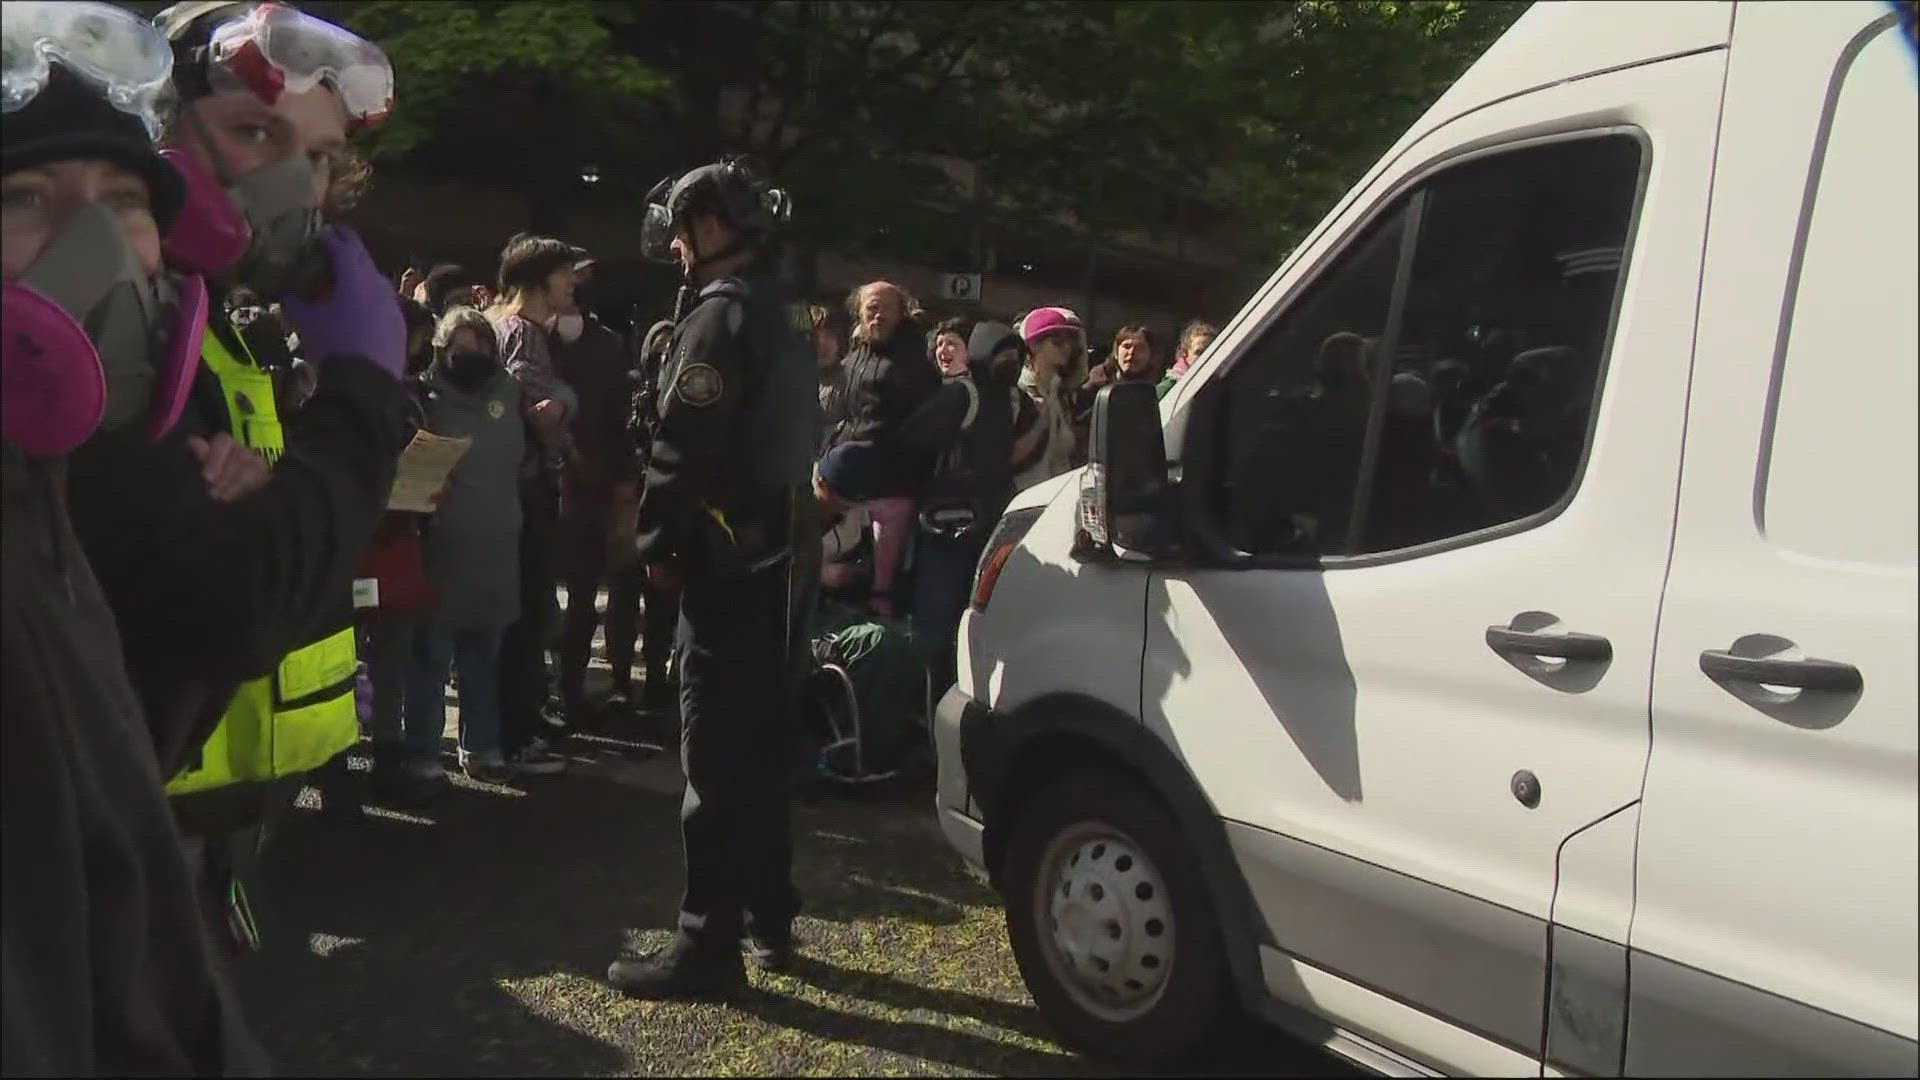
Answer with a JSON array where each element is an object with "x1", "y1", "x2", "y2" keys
[{"x1": 2, "y1": 65, "x2": 186, "y2": 233}]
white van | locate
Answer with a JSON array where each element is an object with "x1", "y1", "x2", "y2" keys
[{"x1": 933, "y1": 2, "x2": 1918, "y2": 1075}]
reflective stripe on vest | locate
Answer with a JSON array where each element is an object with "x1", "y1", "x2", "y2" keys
[
  {"x1": 168, "y1": 322, "x2": 353, "y2": 798},
  {"x1": 167, "y1": 625, "x2": 360, "y2": 796},
  {"x1": 199, "y1": 326, "x2": 284, "y2": 463}
]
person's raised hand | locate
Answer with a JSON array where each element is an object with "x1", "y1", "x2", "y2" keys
[
  {"x1": 279, "y1": 226, "x2": 407, "y2": 379},
  {"x1": 189, "y1": 433, "x2": 271, "y2": 503},
  {"x1": 398, "y1": 266, "x2": 423, "y2": 300}
]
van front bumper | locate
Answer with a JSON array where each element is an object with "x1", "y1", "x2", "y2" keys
[{"x1": 933, "y1": 683, "x2": 998, "y2": 878}]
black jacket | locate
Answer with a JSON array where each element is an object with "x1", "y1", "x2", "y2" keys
[
  {"x1": 1, "y1": 447, "x2": 266, "y2": 1077},
  {"x1": 827, "y1": 319, "x2": 940, "y2": 483},
  {"x1": 65, "y1": 315, "x2": 412, "y2": 795},
  {"x1": 637, "y1": 267, "x2": 815, "y2": 576}
]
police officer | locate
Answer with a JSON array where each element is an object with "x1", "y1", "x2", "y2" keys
[{"x1": 608, "y1": 158, "x2": 817, "y2": 998}]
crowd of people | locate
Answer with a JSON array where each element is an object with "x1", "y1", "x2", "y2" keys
[{"x1": 0, "y1": 0, "x2": 1220, "y2": 1070}]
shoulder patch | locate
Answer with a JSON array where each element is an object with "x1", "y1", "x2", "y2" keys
[
  {"x1": 673, "y1": 363, "x2": 725, "y2": 408},
  {"x1": 488, "y1": 399, "x2": 506, "y2": 419}
]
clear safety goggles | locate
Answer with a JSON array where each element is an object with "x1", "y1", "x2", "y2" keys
[
  {"x1": 1, "y1": 1, "x2": 175, "y2": 140},
  {"x1": 204, "y1": 2, "x2": 392, "y2": 131}
]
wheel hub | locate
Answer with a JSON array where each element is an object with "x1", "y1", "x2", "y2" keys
[{"x1": 1038, "y1": 827, "x2": 1174, "y2": 1020}]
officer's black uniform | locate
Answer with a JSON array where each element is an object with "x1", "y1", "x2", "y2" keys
[{"x1": 621, "y1": 253, "x2": 817, "y2": 990}]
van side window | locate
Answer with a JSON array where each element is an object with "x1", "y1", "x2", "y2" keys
[
  {"x1": 1359, "y1": 135, "x2": 1641, "y2": 553},
  {"x1": 1760, "y1": 23, "x2": 1917, "y2": 569},
  {"x1": 1203, "y1": 135, "x2": 1642, "y2": 560},
  {"x1": 1212, "y1": 207, "x2": 1408, "y2": 557}
]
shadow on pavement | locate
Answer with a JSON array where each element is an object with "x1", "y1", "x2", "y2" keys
[
  {"x1": 239, "y1": 744, "x2": 679, "y2": 1077},
  {"x1": 238, "y1": 700, "x2": 1347, "y2": 1076}
]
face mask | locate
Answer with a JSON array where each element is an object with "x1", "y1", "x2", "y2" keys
[
  {"x1": 555, "y1": 313, "x2": 585, "y2": 345},
  {"x1": 3, "y1": 203, "x2": 207, "y2": 456},
  {"x1": 444, "y1": 350, "x2": 496, "y2": 391}
]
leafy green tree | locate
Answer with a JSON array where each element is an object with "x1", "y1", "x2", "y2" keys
[{"x1": 331, "y1": 0, "x2": 1522, "y2": 281}]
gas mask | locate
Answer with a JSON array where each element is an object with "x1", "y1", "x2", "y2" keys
[
  {"x1": 555, "y1": 313, "x2": 586, "y2": 345},
  {"x1": 160, "y1": 104, "x2": 325, "y2": 298},
  {"x1": 2, "y1": 203, "x2": 207, "y2": 456}
]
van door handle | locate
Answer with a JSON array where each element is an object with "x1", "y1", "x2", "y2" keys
[
  {"x1": 1485, "y1": 625, "x2": 1613, "y2": 662},
  {"x1": 1699, "y1": 650, "x2": 1862, "y2": 692}
]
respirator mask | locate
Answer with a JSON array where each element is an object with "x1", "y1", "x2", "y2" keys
[{"x1": 2, "y1": 2, "x2": 209, "y2": 455}]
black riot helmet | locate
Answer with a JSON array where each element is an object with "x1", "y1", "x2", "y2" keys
[{"x1": 640, "y1": 155, "x2": 792, "y2": 268}]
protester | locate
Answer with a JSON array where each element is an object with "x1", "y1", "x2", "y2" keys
[
  {"x1": 1, "y1": 6, "x2": 267, "y2": 1070},
  {"x1": 1072, "y1": 323, "x2": 1160, "y2": 460},
  {"x1": 812, "y1": 302, "x2": 851, "y2": 455},
  {"x1": 403, "y1": 307, "x2": 530, "y2": 783},
  {"x1": 488, "y1": 233, "x2": 587, "y2": 774},
  {"x1": 900, "y1": 321, "x2": 1033, "y2": 691},
  {"x1": 823, "y1": 280, "x2": 940, "y2": 617},
  {"x1": 606, "y1": 318, "x2": 682, "y2": 723},
  {"x1": 1014, "y1": 305, "x2": 1083, "y2": 489},
  {"x1": 52, "y1": 0, "x2": 411, "y2": 972},
  {"x1": 400, "y1": 294, "x2": 436, "y2": 377},
  {"x1": 930, "y1": 316, "x2": 971, "y2": 378},
  {"x1": 805, "y1": 447, "x2": 932, "y2": 782},
  {"x1": 357, "y1": 299, "x2": 437, "y2": 802},
  {"x1": 1158, "y1": 318, "x2": 1215, "y2": 398},
  {"x1": 420, "y1": 261, "x2": 479, "y2": 315},
  {"x1": 553, "y1": 262, "x2": 645, "y2": 729}
]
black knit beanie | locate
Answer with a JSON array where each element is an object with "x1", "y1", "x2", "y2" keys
[{"x1": 1, "y1": 65, "x2": 186, "y2": 234}]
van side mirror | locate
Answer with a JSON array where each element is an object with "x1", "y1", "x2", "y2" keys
[{"x1": 1078, "y1": 380, "x2": 1176, "y2": 560}]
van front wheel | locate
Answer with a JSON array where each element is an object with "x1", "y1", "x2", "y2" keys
[{"x1": 1001, "y1": 767, "x2": 1230, "y2": 1065}]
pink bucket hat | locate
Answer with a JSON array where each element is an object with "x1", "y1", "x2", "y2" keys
[{"x1": 1020, "y1": 306, "x2": 1085, "y2": 345}]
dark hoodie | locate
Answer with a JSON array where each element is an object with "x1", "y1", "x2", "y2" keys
[
  {"x1": 827, "y1": 316, "x2": 941, "y2": 494},
  {"x1": 1, "y1": 447, "x2": 265, "y2": 1076}
]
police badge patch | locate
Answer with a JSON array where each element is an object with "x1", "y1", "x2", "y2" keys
[
  {"x1": 673, "y1": 363, "x2": 724, "y2": 407},
  {"x1": 488, "y1": 399, "x2": 506, "y2": 419}
]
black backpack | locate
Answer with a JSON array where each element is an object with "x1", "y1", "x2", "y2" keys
[{"x1": 919, "y1": 377, "x2": 1022, "y2": 539}]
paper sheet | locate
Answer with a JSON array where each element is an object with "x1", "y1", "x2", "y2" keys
[{"x1": 387, "y1": 431, "x2": 473, "y2": 512}]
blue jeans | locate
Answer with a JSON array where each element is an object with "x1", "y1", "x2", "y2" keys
[
  {"x1": 362, "y1": 615, "x2": 443, "y2": 760},
  {"x1": 407, "y1": 622, "x2": 507, "y2": 759},
  {"x1": 911, "y1": 528, "x2": 986, "y2": 694}
]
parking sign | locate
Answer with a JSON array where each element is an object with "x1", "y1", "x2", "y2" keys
[{"x1": 941, "y1": 273, "x2": 983, "y2": 301}]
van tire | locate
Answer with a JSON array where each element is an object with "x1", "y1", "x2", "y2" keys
[{"x1": 1001, "y1": 766, "x2": 1231, "y2": 1066}]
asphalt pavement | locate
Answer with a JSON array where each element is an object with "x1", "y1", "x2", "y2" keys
[{"x1": 235, "y1": 601, "x2": 1350, "y2": 1077}]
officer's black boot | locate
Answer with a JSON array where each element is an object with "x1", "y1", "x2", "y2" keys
[
  {"x1": 742, "y1": 930, "x2": 794, "y2": 973},
  {"x1": 607, "y1": 936, "x2": 745, "y2": 999}
]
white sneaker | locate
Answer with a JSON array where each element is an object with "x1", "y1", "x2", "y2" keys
[
  {"x1": 460, "y1": 749, "x2": 513, "y2": 783},
  {"x1": 510, "y1": 744, "x2": 567, "y2": 776}
]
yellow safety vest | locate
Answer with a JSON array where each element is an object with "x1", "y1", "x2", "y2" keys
[{"x1": 167, "y1": 325, "x2": 360, "y2": 797}]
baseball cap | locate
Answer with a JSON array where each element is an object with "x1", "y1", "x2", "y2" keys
[{"x1": 1020, "y1": 306, "x2": 1084, "y2": 346}]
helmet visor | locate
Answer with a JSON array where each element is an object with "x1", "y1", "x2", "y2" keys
[
  {"x1": 2, "y1": 1, "x2": 174, "y2": 140},
  {"x1": 205, "y1": 3, "x2": 393, "y2": 131},
  {"x1": 640, "y1": 201, "x2": 677, "y2": 264}
]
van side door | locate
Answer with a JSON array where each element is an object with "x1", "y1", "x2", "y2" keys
[
  {"x1": 1629, "y1": 4, "x2": 1920, "y2": 1074},
  {"x1": 1141, "y1": 41, "x2": 1730, "y2": 1076}
]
